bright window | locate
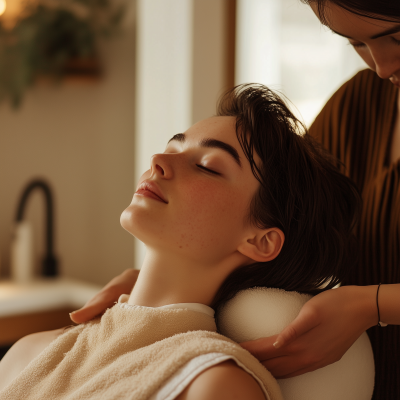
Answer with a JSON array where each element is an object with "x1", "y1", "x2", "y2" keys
[{"x1": 236, "y1": 0, "x2": 367, "y2": 126}]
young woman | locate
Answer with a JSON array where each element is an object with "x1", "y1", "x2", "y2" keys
[
  {"x1": 0, "y1": 85, "x2": 361, "y2": 400},
  {"x1": 71, "y1": 2, "x2": 400, "y2": 399}
]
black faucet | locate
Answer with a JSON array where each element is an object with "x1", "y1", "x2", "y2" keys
[{"x1": 15, "y1": 179, "x2": 58, "y2": 277}]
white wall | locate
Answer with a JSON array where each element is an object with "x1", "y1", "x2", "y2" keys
[
  {"x1": 0, "y1": 7, "x2": 136, "y2": 286},
  {"x1": 134, "y1": 0, "x2": 230, "y2": 269},
  {"x1": 192, "y1": 0, "x2": 230, "y2": 124}
]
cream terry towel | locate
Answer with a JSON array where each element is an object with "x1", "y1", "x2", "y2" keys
[{"x1": 0, "y1": 302, "x2": 283, "y2": 400}]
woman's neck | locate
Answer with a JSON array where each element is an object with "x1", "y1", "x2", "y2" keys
[{"x1": 127, "y1": 248, "x2": 245, "y2": 308}]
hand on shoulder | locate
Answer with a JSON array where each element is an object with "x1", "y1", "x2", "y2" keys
[
  {"x1": 0, "y1": 328, "x2": 64, "y2": 392},
  {"x1": 176, "y1": 360, "x2": 265, "y2": 400},
  {"x1": 241, "y1": 285, "x2": 378, "y2": 378},
  {"x1": 70, "y1": 269, "x2": 139, "y2": 324}
]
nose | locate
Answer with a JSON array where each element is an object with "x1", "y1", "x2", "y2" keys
[
  {"x1": 150, "y1": 153, "x2": 174, "y2": 179},
  {"x1": 370, "y1": 47, "x2": 400, "y2": 80}
]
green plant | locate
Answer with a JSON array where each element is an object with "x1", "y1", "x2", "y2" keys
[{"x1": 0, "y1": 0, "x2": 125, "y2": 108}]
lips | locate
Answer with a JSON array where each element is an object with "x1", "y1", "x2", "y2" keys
[{"x1": 135, "y1": 181, "x2": 168, "y2": 203}]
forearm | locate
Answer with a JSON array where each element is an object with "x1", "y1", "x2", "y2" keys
[
  {"x1": 357, "y1": 284, "x2": 400, "y2": 327},
  {"x1": 376, "y1": 283, "x2": 400, "y2": 325}
]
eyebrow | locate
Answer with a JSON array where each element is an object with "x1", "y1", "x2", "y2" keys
[
  {"x1": 331, "y1": 23, "x2": 400, "y2": 40},
  {"x1": 168, "y1": 133, "x2": 242, "y2": 167}
]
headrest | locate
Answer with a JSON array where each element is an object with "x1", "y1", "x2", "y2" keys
[
  {"x1": 218, "y1": 287, "x2": 374, "y2": 400},
  {"x1": 218, "y1": 287, "x2": 311, "y2": 341}
]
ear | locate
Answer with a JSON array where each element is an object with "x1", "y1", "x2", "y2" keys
[{"x1": 237, "y1": 228, "x2": 285, "y2": 263}]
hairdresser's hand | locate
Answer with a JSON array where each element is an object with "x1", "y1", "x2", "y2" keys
[
  {"x1": 240, "y1": 285, "x2": 378, "y2": 378},
  {"x1": 69, "y1": 269, "x2": 139, "y2": 324}
]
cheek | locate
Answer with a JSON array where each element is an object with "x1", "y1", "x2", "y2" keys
[
  {"x1": 175, "y1": 178, "x2": 249, "y2": 248},
  {"x1": 354, "y1": 47, "x2": 375, "y2": 71},
  {"x1": 184, "y1": 179, "x2": 239, "y2": 219}
]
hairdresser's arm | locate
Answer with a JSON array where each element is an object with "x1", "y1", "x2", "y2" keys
[
  {"x1": 176, "y1": 361, "x2": 265, "y2": 400},
  {"x1": 70, "y1": 269, "x2": 139, "y2": 324},
  {"x1": 241, "y1": 284, "x2": 400, "y2": 378}
]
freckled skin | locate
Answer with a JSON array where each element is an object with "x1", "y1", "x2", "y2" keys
[{"x1": 120, "y1": 116, "x2": 260, "y2": 267}]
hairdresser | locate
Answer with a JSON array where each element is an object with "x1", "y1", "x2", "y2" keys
[{"x1": 70, "y1": 1, "x2": 400, "y2": 398}]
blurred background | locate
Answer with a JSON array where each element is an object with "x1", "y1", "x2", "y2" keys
[{"x1": 0, "y1": 0, "x2": 366, "y2": 354}]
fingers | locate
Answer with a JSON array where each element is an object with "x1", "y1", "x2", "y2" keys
[
  {"x1": 239, "y1": 305, "x2": 322, "y2": 377},
  {"x1": 240, "y1": 335, "x2": 285, "y2": 361},
  {"x1": 70, "y1": 293, "x2": 115, "y2": 323},
  {"x1": 241, "y1": 336, "x2": 322, "y2": 377},
  {"x1": 70, "y1": 269, "x2": 140, "y2": 324},
  {"x1": 70, "y1": 292, "x2": 115, "y2": 323},
  {"x1": 273, "y1": 307, "x2": 318, "y2": 349},
  {"x1": 264, "y1": 350, "x2": 339, "y2": 378},
  {"x1": 277, "y1": 364, "x2": 320, "y2": 379},
  {"x1": 272, "y1": 324, "x2": 298, "y2": 349},
  {"x1": 70, "y1": 305, "x2": 102, "y2": 324},
  {"x1": 262, "y1": 355, "x2": 320, "y2": 378}
]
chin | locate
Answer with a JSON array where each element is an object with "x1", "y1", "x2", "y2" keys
[
  {"x1": 120, "y1": 207, "x2": 134, "y2": 233},
  {"x1": 120, "y1": 204, "x2": 161, "y2": 244},
  {"x1": 120, "y1": 206, "x2": 145, "y2": 237}
]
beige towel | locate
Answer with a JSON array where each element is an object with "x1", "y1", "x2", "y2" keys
[{"x1": 0, "y1": 303, "x2": 283, "y2": 400}]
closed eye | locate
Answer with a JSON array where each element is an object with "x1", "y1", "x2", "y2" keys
[
  {"x1": 350, "y1": 37, "x2": 400, "y2": 48},
  {"x1": 391, "y1": 37, "x2": 400, "y2": 46},
  {"x1": 196, "y1": 164, "x2": 220, "y2": 175}
]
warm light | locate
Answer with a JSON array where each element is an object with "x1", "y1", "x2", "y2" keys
[
  {"x1": 0, "y1": 0, "x2": 6, "y2": 17},
  {"x1": 0, "y1": 0, "x2": 25, "y2": 29}
]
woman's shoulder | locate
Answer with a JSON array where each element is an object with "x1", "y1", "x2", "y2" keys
[
  {"x1": 330, "y1": 69, "x2": 383, "y2": 100},
  {"x1": 344, "y1": 68, "x2": 380, "y2": 87},
  {"x1": 308, "y1": 68, "x2": 395, "y2": 162},
  {"x1": 0, "y1": 328, "x2": 64, "y2": 392},
  {"x1": 175, "y1": 360, "x2": 266, "y2": 400}
]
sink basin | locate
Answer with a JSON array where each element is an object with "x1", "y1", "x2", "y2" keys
[{"x1": 0, "y1": 278, "x2": 102, "y2": 318}]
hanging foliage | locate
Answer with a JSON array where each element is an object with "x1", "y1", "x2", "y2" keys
[{"x1": 0, "y1": 0, "x2": 125, "y2": 108}]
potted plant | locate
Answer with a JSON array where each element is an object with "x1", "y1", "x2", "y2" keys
[{"x1": 0, "y1": 0, "x2": 125, "y2": 108}]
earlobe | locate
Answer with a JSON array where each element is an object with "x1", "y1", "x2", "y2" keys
[{"x1": 238, "y1": 228, "x2": 285, "y2": 263}]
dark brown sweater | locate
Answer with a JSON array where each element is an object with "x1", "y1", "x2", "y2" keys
[{"x1": 309, "y1": 69, "x2": 400, "y2": 400}]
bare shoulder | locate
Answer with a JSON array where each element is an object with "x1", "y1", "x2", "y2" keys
[
  {"x1": 176, "y1": 360, "x2": 266, "y2": 400},
  {"x1": 0, "y1": 328, "x2": 64, "y2": 391}
]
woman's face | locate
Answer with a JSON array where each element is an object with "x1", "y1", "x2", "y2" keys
[
  {"x1": 310, "y1": 2, "x2": 400, "y2": 87},
  {"x1": 121, "y1": 116, "x2": 260, "y2": 265}
]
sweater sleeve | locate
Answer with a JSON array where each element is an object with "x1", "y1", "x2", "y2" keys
[{"x1": 308, "y1": 69, "x2": 391, "y2": 188}]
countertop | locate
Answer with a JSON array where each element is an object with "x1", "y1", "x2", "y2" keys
[{"x1": 0, "y1": 277, "x2": 102, "y2": 318}]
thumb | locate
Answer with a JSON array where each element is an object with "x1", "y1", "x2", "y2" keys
[
  {"x1": 70, "y1": 299, "x2": 113, "y2": 324},
  {"x1": 273, "y1": 309, "x2": 317, "y2": 349}
]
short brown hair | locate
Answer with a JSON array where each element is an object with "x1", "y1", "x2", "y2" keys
[
  {"x1": 212, "y1": 84, "x2": 361, "y2": 313},
  {"x1": 301, "y1": 0, "x2": 400, "y2": 24}
]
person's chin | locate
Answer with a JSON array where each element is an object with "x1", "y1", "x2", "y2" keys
[
  {"x1": 120, "y1": 208, "x2": 132, "y2": 231},
  {"x1": 120, "y1": 206, "x2": 144, "y2": 235},
  {"x1": 120, "y1": 205, "x2": 160, "y2": 241}
]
